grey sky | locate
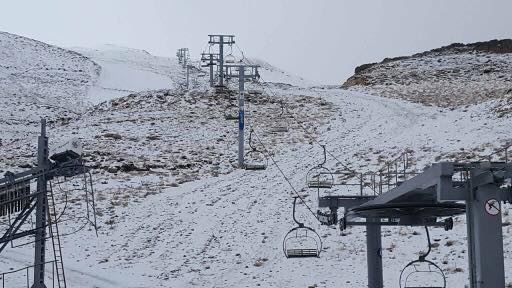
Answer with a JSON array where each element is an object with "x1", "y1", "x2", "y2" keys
[{"x1": 1, "y1": 0, "x2": 511, "y2": 84}]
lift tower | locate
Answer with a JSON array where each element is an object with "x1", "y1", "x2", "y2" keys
[
  {"x1": 201, "y1": 52, "x2": 220, "y2": 88},
  {"x1": 224, "y1": 64, "x2": 260, "y2": 167},
  {"x1": 33, "y1": 120, "x2": 50, "y2": 288},
  {"x1": 0, "y1": 119, "x2": 96, "y2": 288},
  {"x1": 208, "y1": 35, "x2": 235, "y2": 88},
  {"x1": 176, "y1": 48, "x2": 189, "y2": 68}
]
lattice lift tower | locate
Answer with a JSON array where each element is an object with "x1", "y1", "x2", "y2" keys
[
  {"x1": 176, "y1": 48, "x2": 189, "y2": 68},
  {"x1": 207, "y1": 35, "x2": 235, "y2": 88},
  {"x1": 201, "y1": 52, "x2": 220, "y2": 87},
  {"x1": 0, "y1": 119, "x2": 96, "y2": 288}
]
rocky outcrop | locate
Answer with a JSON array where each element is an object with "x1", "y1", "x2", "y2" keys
[{"x1": 342, "y1": 39, "x2": 512, "y2": 108}]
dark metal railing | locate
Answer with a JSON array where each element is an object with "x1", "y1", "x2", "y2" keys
[{"x1": 1, "y1": 261, "x2": 56, "y2": 288}]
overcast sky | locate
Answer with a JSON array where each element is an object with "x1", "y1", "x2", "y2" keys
[{"x1": 1, "y1": 0, "x2": 511, "y2": 84}]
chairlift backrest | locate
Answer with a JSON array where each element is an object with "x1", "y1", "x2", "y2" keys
[
  {"x1": 399, "y1": 226, "x2": 446, "y2": 288},
  {"x1": 283, "y1": 197, "x2": 322, "y2": 258},
  {"x1": 399, "y1": 259, "x2": 446, "y2": 288},
  {"x1": 244, "y1": 130, "x2": 268, "y2": 170},
  {"x1": 225, "y1": 54, "x2": 236, "y2": 64},
  {"x1": 306, "y1": 145, "x2": 334, "y2": 189},
  {"x1": 306, "y1": 166, "x2": 334, "y2": 189}
]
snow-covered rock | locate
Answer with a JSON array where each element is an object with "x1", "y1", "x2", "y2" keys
[{"x1": 342, "y1": 39, "x2": 512, "y2": 108}]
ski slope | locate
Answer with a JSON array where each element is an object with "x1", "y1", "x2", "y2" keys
[
  {"x1": 3, "y1": 87, "x2": 512, "y2": 287},
  {"x1": 1, "y1": 33, "x2": 512, "y2": 287},
  {"x1": 71, "y1": 45, "x2": 186, "y2": 104}
]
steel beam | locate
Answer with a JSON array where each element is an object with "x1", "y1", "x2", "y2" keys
[
  {"x1": 362, "y1": 163, "x2": 454, "y2": 206},
  {"x1": 33, "y1": 119, "x2": 49, "y2": 288},
  {"x1": 366, "y1": 218, "x2": 383, "y2": 288},
  {"x1": 466, "y1": 178, "x2": 505, "y2": 287}
]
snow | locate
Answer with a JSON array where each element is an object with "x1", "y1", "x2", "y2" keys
[
  {"x1": 1, "y1": 32, "x2": 512, "y2": 287},
  {"x1": 71, "y1": 45, "x2": 185, "y2": 104},
  {"x1": 0, "y1": 31, "x2": 99, "y2": 141},
  {"x1": 343, "y1": 48, "x2": 512, "y2": 108},
  {"x1": 246, "y1": 58, "x2": 318, "y2": 88}
]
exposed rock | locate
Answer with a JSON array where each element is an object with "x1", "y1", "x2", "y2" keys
[
  {"x1": 342, "y1": 39, "x2": 512, "y2": 108},
  {"x1": 103, "y1": 133, "x2": 122, "y2": 140}
]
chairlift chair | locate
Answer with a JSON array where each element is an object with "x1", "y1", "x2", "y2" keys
[
  {"x1": 270, "y1": 102, "x2": 289, "y2": 133},
  {"x1": 283, "y1": 197, "x2": 322, "y2": 258},
  {"x1": 224, "y1": 103, "x2": 239, "y2": 121},
  {"x1": 306, "y1": 145, "x2": 334, "y2": 189},
  {"x1": 244, "y1": 130, "x2": 268, "y2": 170},
  {"x1": 225, "y1": 54, "x2": 236, "y2": 64},
  {"x1": 399, "y1": 226, "x2": 446, "y2": 288},
  {"x1": 225, "y1": 45, "x2": 236, "y2": 64}
]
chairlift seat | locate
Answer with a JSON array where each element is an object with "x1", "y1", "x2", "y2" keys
[
  {"x1": 306, "y1": 153, "x2": 334, "y2": 189},
  {"x1": 283, "y1": 223, "x2": 322, "y2": 259},
  {"x1": 285, "y1": 248, "x2": 319, "y2": 258},
  {"x1": 225, "y1": 114, "x2": 238, "y2": 121},
  {"x1": 308, "y1": 180, "x2": 334, "y2": 189},
  {"x1": 244, "y1": 164, "x2": 267, "y2": 171},
  {"x1": 244, "y1": 149, "x2": 268, "y2": 171},
  {"x1": 225, "y1": 54, "x2": 236, "y2": 64},
  {"x1": 271, "y1": 126, "x2": 289, "y2": 133}
]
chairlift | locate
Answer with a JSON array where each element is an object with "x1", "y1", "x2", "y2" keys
[
  {"x1": 399, "y1": 226, "x2": 446, "y2": 288},
  {"x1": 244, "y1": 129, "x2": 268, "y2": 170},
  {"x1": 225, "y1": 54, "x2": 236, "y2": 64},
  {"x1": 270, "y1": 101, "x2": 289, "y2": 133},
  {"x1": 306, "y1": 145, "x2": 334, "y2": 189},
  {"x1": 283, "y1": 197, "x2": 322, "y2": 258},
  {"x1": 224, "y1": 103, "x2": 239, "y2": 121},
  {"x1": 225, "y1": 45, "x2": 236, "y2": 64}
]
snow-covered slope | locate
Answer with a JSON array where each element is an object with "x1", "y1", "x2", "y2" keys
[
  {"x1": 71, "y1": 45, "x2": 194, "y2": 104},
  {"x1": 2, "y1": 33, "x2": 512, "y2": 288},
  {"x1": 0, "y1": 31, "x2": 99, "y2": 143},
  {"x1": 342, "y1": 39, "x2": 512, "y2": 109},
  {"x1": 69, "y1": 46, "x2": 316, "y2": 106},
  {"x1": 3, "y1": 86, "x2": 512, "y2": 287},
  {"x1": 247, "y1": 58, "x2": 318, "y2": 88}
]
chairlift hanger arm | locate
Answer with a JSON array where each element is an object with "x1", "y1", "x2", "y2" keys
[
  {"x1": 319, "y1": 145, "x2": 327, "y2": 167},
  {"x1": 292, "y1": 196, "x2": 304, "y2": 227},
  {"x1": 399, "y1": 225, "x2": 446, "y2": 288},
  {"x1": 419, "y1": 226, "x2": 431, "y2": 261}
]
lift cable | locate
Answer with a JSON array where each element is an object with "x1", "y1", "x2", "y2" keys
[
  {"x1": 250, "y1": 128, "x2": 320, "y2": 222},
  {"x1": 234, "y1": 44, "x2": 377, "y2": 194}
]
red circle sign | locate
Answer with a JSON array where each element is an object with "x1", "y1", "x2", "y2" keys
[{"x1": 485, "y1": 198, "x2": 500, "y2": 216}]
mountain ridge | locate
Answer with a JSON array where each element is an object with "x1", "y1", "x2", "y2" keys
[{"x1": 342, "y1": 39, "x2": 512, "y2": 109}]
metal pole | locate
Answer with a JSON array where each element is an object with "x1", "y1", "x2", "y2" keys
[
  {"x1": 238, "y1": 66, "x2": 245, "y2": 168},
  {"x1": 209, "y1": 54, "x2": 214, "y2": 87},
  {"x1": 183, "y1": 49, "x2": 187, "y2": 68},
  {"x1": 219, "y1": 36, "x2": 224, "y2": 87},
  {"x1": 33, "y1": 119, "x2": 48, "y2": 288},
  {"x1": 186, "y1": 65, "x2": 190, "y2": 90},
  {"x1": 466, "y1": 178, "x2": 505, "y2": 288},
  {"x1": 366, "y1": 219, "x2": 383, "y2": 288},
  {"x1": 466, "y1": 193, "x2": 476, "y2": 288}
]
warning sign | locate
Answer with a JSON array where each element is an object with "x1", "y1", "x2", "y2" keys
[{"x1": 485, "y1": 198, "x2": 500, "y2": 216}]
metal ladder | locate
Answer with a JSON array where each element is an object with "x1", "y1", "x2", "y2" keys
[{"x1": 47, "y1": 186, "x2": 66, "y2": 288}]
